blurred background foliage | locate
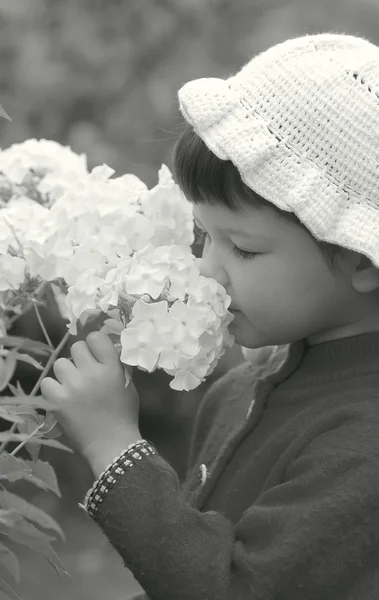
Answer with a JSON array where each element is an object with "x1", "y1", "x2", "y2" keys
[
  {"x1": 1, "y1": 0, "x2": 379, "y2": 185},
  {"x1": 1, "y1": 0, "x2": 379, "y2": 598}
]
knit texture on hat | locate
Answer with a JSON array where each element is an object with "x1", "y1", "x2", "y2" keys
[{"x1": 178, "y1": 33, "x2": 379, "y2": 268}]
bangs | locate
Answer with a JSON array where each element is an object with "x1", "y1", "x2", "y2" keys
[
  {"x1": 171, "y1": 123, "x2": 344, "y2": 273},
  {"x1": 171, "y1": 123, "x2": 267, "y2": 212}
]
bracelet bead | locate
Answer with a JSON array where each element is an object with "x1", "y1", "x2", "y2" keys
[{"x1": 79, "y1": 439, "x2": 156, "y2": 517}]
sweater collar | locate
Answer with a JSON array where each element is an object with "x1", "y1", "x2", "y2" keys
[{"x1": 284, "y1": 331, "x2": 379, "y2": 387}]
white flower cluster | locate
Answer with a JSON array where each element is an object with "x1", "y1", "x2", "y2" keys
[
  {"x1": 0, "y1": 139, "x2": 89, "y2": 295},
  {"x1": 24, "y1": 163, "x2": 194, "y2": 286},
  {"x1": 66, "y1": 244, "x2": 235, "y2": 391},
  {"x1": 0, "y1": 138, "x2": 88, "y2": 208},
  {"x1": 0, "y1": 140, "x2": 194, "y2": 292},
  {"x1": 0, "y1": 138, "x2": 236, "y2": 391}
]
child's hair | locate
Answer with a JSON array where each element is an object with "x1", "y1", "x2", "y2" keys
[{"x1": 172, "y1": 123, "x2": 341, "y2": 272}]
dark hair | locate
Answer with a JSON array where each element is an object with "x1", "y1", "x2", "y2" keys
[{"x1": 171, "y1": 123, "x2": 341, "y2": 271}]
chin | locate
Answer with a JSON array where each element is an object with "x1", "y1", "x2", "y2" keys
[
  {"x1": 232, "y1": 329, "x2": 261, "y2": 349},
  {"x1": 231, "y1": 322, "x2": 272, "y2": 350}
]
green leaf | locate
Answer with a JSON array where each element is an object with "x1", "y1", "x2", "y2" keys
[
  {"x1": 8, "y1": 404, "x2": 52, "y2": 461},
  {"x1": 16, "y1": 410, "x2": 44, "y2": 431},
  {"x1": 12, "y1": 353, "x2": 43, "y2": 371},
  {"x1": 0, "y1": 576, "x2": 22, "y2": 600},
  {"x1": 0, "y1": 434, "x2": 73, "y2": 453},
  {"x1": 0, "y1": 541, "x2": 20, "y2": 583},
  {"x1": 0, "y1": 455, "x2": 61, "y2": 496},
  {"x1": 0, "y1": 490, "x2": 65, "y2": 540},
  {"x1": 7, "y1": 382, "x2": 25, "y2": 397},
  {"x1": 2, "y1": 405, "x2": 39, "y2": 419},
  {"x1": 16, "y1": 413, "x2": 44, "y2": 462},
  {"x1": 0, "y1": 396, "x2": 56, "y2": 411},
  {"x1": 0, "y1": 513, "x2": 54, "y2": 551},
  {"x1": 0, "y1": 455, "x2": 32, "y2": 483},
  {"x1": 0, "y1": 510, "x2": 22, "y2": 529},
  {"x1": 23, "y1": 460, "x2": 61, "y2": 497},
  {"x1": 36, "y1": 413, "x2": 59, "y2": 436},
  {"x1": 24, "y1": 439, "x2": 39, "y2": 462},
  {"x1": 0, "y1": 350, "x2": 18, "y2": 393},
  {"x1": 0, "y1": 510, "x2": 54, "y2": 542},
  {"x1": 0, "y1": 516, "x2": 68, "y2": 578},
  {"x1": 0, "y1": 336, "x2": 52, "y2": 357},
  {"x1": 0, "y1": 105, "x2": 11, "y2": 122},
  {"x1": 0, "y1": 409, "x2": 24, "y2": 425}
]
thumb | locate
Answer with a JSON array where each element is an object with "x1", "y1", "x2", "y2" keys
[{"x1": 86, "y1": 331, "x2": 119, "y2": 365}]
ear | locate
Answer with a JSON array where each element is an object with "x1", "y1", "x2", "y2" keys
[
  {"x1": 352, "y1": 264, "x2": 379, "y2": 293},
  {"x1": 349, "y1": 253, "x2": 379, "y2": 293},
  {"x1": 334, "y1": 249, "x2": 379, "y2": 293}
]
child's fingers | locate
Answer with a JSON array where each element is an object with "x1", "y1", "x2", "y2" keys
[
  {"x1": 70, "y1": 340, "x2": 99, "y2": 369},
  {"x1": 53, "y1": 357, "x2": 77, "y2": 383},
  {"x1": 40, "y1": 377, "x2": 66, "y2": 406},
  {"x1": 86, "y1": 331, "x2": 120, "y2": 365}
]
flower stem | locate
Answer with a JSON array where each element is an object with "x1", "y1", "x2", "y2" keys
[
  {"x1": 0, "y1": 327, "x2": 71, "y2": 454},
  {"x1": 10, "y1": 422, "x2": 44, "y2": 457},
  {"x1": 33, "y1": 301, "x2": 53, "y2": 348}
]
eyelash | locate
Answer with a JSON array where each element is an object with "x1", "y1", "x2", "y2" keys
[{"x1": 194, "y1": 224, "x2": 259, "y2": 261}]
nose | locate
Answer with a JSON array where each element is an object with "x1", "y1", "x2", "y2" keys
[{"x1": 196, "y1": 255, "x2": 229, "y2": 289}]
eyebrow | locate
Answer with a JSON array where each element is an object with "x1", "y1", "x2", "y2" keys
[{"x1": 194, "y1": 217, "x2": 271, "y2": 241}]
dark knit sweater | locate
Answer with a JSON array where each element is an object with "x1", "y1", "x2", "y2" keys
[{"x1": 93, "y1": 332, "x2": 379, "y2": 599}]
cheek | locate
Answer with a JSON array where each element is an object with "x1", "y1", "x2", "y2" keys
[{"x1": 236, "y1": 257, "x2": 333, "y2": 317}]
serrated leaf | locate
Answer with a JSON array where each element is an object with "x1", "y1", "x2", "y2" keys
[
  {"x1": 25, "y1": 442, "x2": 39, "y2": 463},
  {"x1": 16, "y1": 413, "x2": 44, "y2": 461},
  {"x1": 0, "y1": 336, "x2": 51, "y2": 356},
  {"x1": 0, "y1": 455, "x2": 31, "y2": 483},
  {"x1": 25, "y1": 442, "x2": 39, "y2": 462},
  {"x1": 0, "y1": 396, "x2": 56, "y2": 411},
  {"x1": 36, "y1": 413, "x2": 58, "y2": 436},
  {"x1": 7, "y1": 383, "x2": 25, "y2": 397},
  {"x1": 0, "y1": 490, "x2": 64, "y2": 540},
  {"x1": 12, "y1": 353, "x2": 43, "y2": 371},
  {"x1": 0, "y1": 576, "x2": 22, "y2": 600},
  {"x1": 0, "y1": 350, "x2": 18, "y2": 393},
  {"x1": 0, "y1": 511, "x2": 53, "y2": 542},
  {"x1": 0, "y1": 409, "x2": 24, "y2": 425},
  {"x1": 0, "y1": 434, "x2": 73, "y2": 452},
  {"x1": 23, "y1": 460, "x2": 61, "y2": 497},
  {"x1": 41, "y1": 421, "x2": 62, "y2": 440},
  {"x1": 16, "y1": 414, "x2": 44, "y2": 461},
  {"x1": 46, "y1": 553, "x2": 69, "y2": 580},
  {"x1": 0, "y1": 541, "x2": 20, "y2": 584},
  {"x1": 0, "y1": 516, "x2": 68, "y2": 578},
  {"x1": 0, "y1": 456, "x2": 60, "y2": 496},
  {"x1": 0, "y1": 513, "x2": 56, "y2": 555},
  {"x1": 16, "y1": 411, "x2": 43, "y2": 432},
  {"x1": 0, "y1": 105, "x2": 11, "y2": 122},
  {"x1": 0, "y1": 510, "x2": 23, "y2": 534},
  {"x1": 2, "y1": 405, "x2": 38, "y2": 418},
  {"x1": 8, "y1": 406, "x2": 58, "y2": 461}
]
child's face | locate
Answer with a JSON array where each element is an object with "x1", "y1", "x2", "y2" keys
[{"x1": 193, "y1": 203, "x2": 378, "y2": 348}]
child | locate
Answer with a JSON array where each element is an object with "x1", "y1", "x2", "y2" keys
[{"x1": 41, "y1": 33, "x2": 379, "y2": 599}]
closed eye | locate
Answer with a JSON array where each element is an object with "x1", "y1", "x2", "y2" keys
[
  {"x1": 194, "y1": 224, "x2": 259, "y2": 261},
  {"x1": 230, "y1": 246, "x2": 260, "y2": 260}
]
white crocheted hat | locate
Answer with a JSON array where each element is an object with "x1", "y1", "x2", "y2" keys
[{"x1": 178, "y1": 33, "x2": 379, "y2": 269}]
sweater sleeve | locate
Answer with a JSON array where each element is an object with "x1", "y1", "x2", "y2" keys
[{"x1": 90, "y1": 425, "x2": 379, "y2": 600}]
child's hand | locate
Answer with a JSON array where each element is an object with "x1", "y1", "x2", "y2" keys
[{"x1": 40, "y1": 332, "x2": 142, "y2": 465}]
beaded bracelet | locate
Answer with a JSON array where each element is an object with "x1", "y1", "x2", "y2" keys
[{"x1": 79, "y1": 439, "x2": 156, "y2": 518}]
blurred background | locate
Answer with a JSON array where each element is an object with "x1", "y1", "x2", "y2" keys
[{"x1": 1, "y1": 0, "x2": 379, "y2": 598}]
